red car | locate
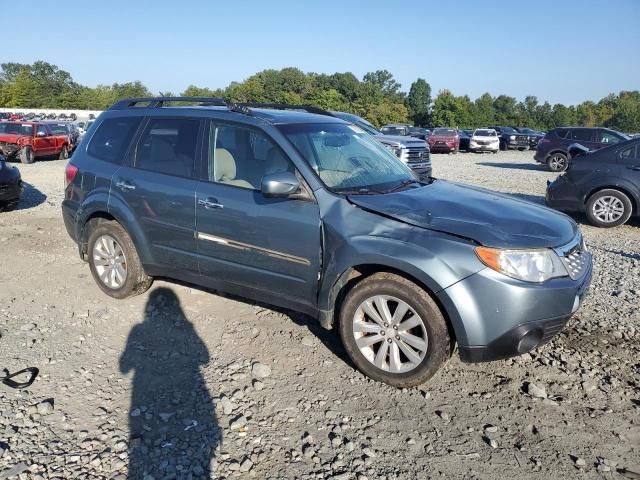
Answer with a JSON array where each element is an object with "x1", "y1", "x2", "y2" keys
[
  {"x1": 0, "y1": 121, "x2": 71, "y2": 164},
  {"x1": 428, "y1": 128, "x2": 460, "y2": 154}
]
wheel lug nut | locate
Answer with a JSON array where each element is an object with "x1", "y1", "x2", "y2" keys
[
  {"x1": 387, "y1": 338, "x2": 392, "y2": 343},
  {"x1": 384, "y1": 323, "x2": 389, "y2": 328},
  {"x1": 380, "y1": 331, "x2": 385, "y2": 335},
  {"x1": 395, "y1": 335, "x2": 400, "y2": 340},
  {"x1": 393, "y1": 325, "x2": 398, "y2": 330}
]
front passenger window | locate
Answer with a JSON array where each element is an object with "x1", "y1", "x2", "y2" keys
[
  {"x1": 208, "y1": 124, "x2": 293, "y2": 190},
  {"x1": 135, "y1": 118, "x2": 199, "y2": 177},
  {"x1": 600, "y1": 131, "x2": 622, "y2": 144}
]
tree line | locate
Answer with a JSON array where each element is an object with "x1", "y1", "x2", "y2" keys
[{"x1": 1, "y1": 61, "x2": 638, "y2": 132}]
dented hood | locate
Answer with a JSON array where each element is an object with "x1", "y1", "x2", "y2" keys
[{"x1": 347, "y1": 180, "x2": 577, "y2": 248}]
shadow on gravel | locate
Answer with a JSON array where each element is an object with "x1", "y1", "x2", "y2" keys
[
  {"x1": 0, "y1": 182, "x2": 46, "y2": 212},
  {"x1": 120, "y1": 287, "x2": 219, "y2": 479},
  {"x1": 478, "y1": 162, "x2": 543, "y2": 171}
]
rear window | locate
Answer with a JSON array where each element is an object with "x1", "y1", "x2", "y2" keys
[
  {"x1": 88, "y1": 117, "x2": 142, "y2": 164},
  {"x1": 571, "y1": 129, "x2": 594, "y2": 142}
]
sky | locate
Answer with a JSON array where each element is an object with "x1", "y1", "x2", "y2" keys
[{"x1": 5, "y1": 0, "x2": 639, "y2": 105}]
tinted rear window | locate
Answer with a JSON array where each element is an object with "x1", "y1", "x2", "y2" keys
[
  {"x1": 571, "y1": 129, "x2": 594, "y2": 142},
  {"x1": 88, "y1": 117, "x2": 142, "y2": 164}
]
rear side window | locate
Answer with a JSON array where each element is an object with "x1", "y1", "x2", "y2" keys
[
  {"x1": 570, "y1": 129, "x2": 594, "y2": 142},
  {"x1": 135, "y1": 118, "x2": 200, "y2": 178},
  {"x1": 619, "y1": 144, "x2": 638, "y2": 163},
  {"x1": 554, "y1": 128, "x2": 569, "y2": 139},
  {"x1": 88, "y1": 117, "x2": 142, "y2": 164}
]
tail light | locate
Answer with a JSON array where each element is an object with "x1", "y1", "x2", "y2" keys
[
  {"x1": 540, "y1": 139, "x2": 551, "y2": 144},
  {"x1": 65, "y1": 162, "x2": 78, "y2": 188}
]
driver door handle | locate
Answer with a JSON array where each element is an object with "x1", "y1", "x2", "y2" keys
[{"x1": 198, "y1": 198, "x2": 224, "y2": 209}]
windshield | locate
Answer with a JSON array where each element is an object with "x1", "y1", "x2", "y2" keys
[
  {"x1": 0, "y1": 123, "x2": 34, "y2": 136},
  {"x1": 501, "y1": 127, "x2": 518, "y2": 134},
  {"x1": 474, "y1": 129, "x2": 497, "y2": 137},
  {"x1": 380, "y1": 126, "x2": 406, "y2": 135},
  {"x1": 432, "y1": 128, "x2": 457, "y2": 136},
  {"x1": 279, "y1": 123, "x2": 418, "y2": 194},
  {"x1": 331, "y1": 112, "x2": 381, "y2": 136}
]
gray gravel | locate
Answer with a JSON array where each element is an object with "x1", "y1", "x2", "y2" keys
[{"x1": 0, "y1": 152, "x2": 638, "y2": 479}]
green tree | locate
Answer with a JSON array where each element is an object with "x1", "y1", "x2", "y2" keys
[
  {"x1": 406, "y1": 78, "x2": 431, "y2": 126},
  {"x1": 431, "y1": 90, "x2": 459, "y2": 127},
  {"x1": 362, "y1": 70, "x2": 403, "y2": 100},
  {"x1": 473, "y1": 93, "x2": 496, "y2": 128}
]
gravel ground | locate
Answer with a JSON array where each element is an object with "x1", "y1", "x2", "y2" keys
[{"x1": 0, "y1": 150, "x2": 638, "y2": 480}]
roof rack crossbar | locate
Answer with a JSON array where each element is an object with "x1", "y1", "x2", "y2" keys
[{"x1": 109, "y1": 96, "x2": 230, "y2": 110}]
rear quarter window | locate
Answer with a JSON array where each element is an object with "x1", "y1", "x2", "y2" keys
[
  {"x1": 554, "y1": 128, "x2": 569, "y2": 139},
  {"x1": 87, "y1": 117, "x2": 142, "y2": 164}
]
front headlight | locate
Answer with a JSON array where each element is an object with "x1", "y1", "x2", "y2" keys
[
  {"x1": 509, "y1": 135, "x2": 516, "y2": 140},
  {"x1": 475, "y1": 247, "x2": 567, "y2": 282}
]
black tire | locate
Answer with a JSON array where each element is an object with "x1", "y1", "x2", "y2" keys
[
  {"x1": 19, "y1": 146, "x2": 34, "y2": 164},
  {"x1": 585, "y1": 189, "x2": 633, "y2": 228},
  {"x1": 339, "y1": 272, "x2": 452, "y2": 387},
  {"x1": 547, "y1": 152, "x2": 568, "y2": 172},
  {"x1": 492, "y1": 150, "x2": 498, "y2": 154},
  {"x1": 87, "y1": 220, "x2": 153, "y2": 299},
  {"x1": 500, "y1": 141, "x2": 507, "y2": 151},
  {"x1": 59, "y1": 145, "x2": 69, "y2": 160}
]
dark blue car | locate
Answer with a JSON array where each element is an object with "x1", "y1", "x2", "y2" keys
[{"x1": 62, "y1": 97, "x2": 592, "y2": 387}]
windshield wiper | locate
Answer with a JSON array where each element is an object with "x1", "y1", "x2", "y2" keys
[
  {"x1": 383, "y1": 179, "x2": 422, "y2": 193},
  {"x1": 336, "y1": 187, "x2": 383, "y2": 195}
]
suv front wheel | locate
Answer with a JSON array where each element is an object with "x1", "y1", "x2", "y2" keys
[
  {"x1": 87, "y1": 220, "x2": 153, "y2": 298},
  {"x1": 586, "y1": 189, "x2": 633, "y2": 228},
  {"x1": 339, "y1": 272, "x2": 451, "y2": 387}
]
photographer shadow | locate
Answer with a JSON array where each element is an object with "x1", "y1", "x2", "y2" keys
[{"x1": 119, "y1": 287, "x2": 219, "y2": 479}]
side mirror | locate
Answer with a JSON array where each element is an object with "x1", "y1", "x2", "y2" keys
[
  {"x1": 37, "y1": 131, "x2": 47, "y2": 137},
  {"x1": 261, "y1": 171, "x2": 300, "y2": 198}
]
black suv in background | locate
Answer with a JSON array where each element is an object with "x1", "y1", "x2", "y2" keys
[
  {"x1": 535, "y1": 127, "x2": 629, "y2": 172},
  {"x1": 514, "y1": 127, "x2": 545, "y2": 149},
  {"x1": 546, "y1": 138, "x2": 640, "y2": 227},
  {"x1": 489, "y1": 126, "x2": 529, "y2": 151}
]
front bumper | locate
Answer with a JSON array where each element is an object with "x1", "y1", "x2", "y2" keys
[
  {"x1": 545, "y1": 176, "x2": 583, "y2": 212},
  {"x1": 437, "y1": 253, "x2": 592, "y2": 363},
  {"x1": 0, "y1": 181, "x2": 22, "y2": 202},
  {"x1": 429, "y1": 143, "x2": 456, "y2": 152},
  {"x1": 469, "y1": 142, "x2": 499, "y2": 152}
]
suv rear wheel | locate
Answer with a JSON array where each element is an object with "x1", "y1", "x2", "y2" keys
[
  {"x1": 339, "y1": 272, "x2": 451, "y2": 387},
  {"x1": 586, "y1": 189, "x2": 632, "y2": 228},
  {"x1": 87, "y1": 220, "x2": 153, "y2": 298},
  {"x1": 547, "y1": 153, "x2": 568, "y2": 172},
  {"x1": 59, "y1": 145, "x2": 69, "y2": 160}
]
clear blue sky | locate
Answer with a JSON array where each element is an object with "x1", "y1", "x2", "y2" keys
[{"x1": 5, "y1": 0, "x2": 639, "y2": 105}]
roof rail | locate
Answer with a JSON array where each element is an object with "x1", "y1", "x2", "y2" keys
[
  {"x1": 237, "y1": 103, "x2": 334, "y2": 117},
  {"x1": 109, "y1": 97, "x2": 230, "y2": 110}
]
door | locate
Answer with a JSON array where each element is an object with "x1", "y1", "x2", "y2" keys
[
  {"x1": 33, "y1": 124, "x2": 55, "y2": 156},
  {"x1": 195, "y1": 121, "x2": 321, "y2": 306},
  {"x1": 111, "y1": 117, "x2": 202, "y2": 272},
  {"x1": 598, "y1": 129, "x2": 626, "y2": 148},
  {"x1": 569, "y1": 128, "x2": 598, "y2": 150},
  {"x1": 619, "y1": 142, "x2": 640, "y2": 189}
]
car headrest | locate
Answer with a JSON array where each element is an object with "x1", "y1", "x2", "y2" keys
[{"x1": 215, "y1": 148, "x2": 236, "y2": 181}]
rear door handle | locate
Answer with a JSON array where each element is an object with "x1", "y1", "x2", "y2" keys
[
  {"x1": 115, "y1": 180, "x2": 136, "y2": 191},
  {"x1": 198, "y1": 198, "x2": 224, "y2": 209}
]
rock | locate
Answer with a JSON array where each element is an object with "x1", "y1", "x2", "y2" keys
[
  {"x1": 0, "y1": 463, "x2": 29, "y2": 479},
  {"x1": 437, "y1": 411, "x2": 450, "y2": 422},
  {"x1": 574, "y1": 457, "x2": 586, "y2": 468},
  {"x1": 230, "y1": 415, "x2": 247, "y2": 430},
  {"x1": 252, "y1": 362, "x2": 272, "y2": 379},
  {"x1": 303, "y1": 444, "x2": 315, "y2": 457},
  {"x1": 526, "y1": 382, "x2": 547, "y2": 399},
  {"x1": 301, "y1": 335, "x2": 315, "y2": 347},
  {"x1": 484, "y1": 425, "x2": 498, "y2": 433},
  {"x1": 36, "y1": 400, "x2": 54, "y2": 416},
  {"x1": 325, "y1": 410, "x2": 339, "y2": 419},
  {"x1": 252, "y1": 380, "x2": 264, "y2": 391},
  {"x1": 158, "y1": 413, "x2": 174, "y2": 422},
  {"x1": 239, "y1": 458, "x2": 253, "y2": 472},
  {"x1": 227, "y1": 460, "x2": 240, "y2": 471},
  {"x1": 581, "y1": 381, "x2": 597, "y2": 393},
  {"x1": 362, "y1": 447, "x2": 376, "y2": 458},
  {"x1": 483, "y1": 436, "x2": 498, "y2": 449},
  {"x1": 130, "y1": 408, "x2": 141, "y2": 417}
]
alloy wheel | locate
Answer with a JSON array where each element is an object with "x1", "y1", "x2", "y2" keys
[
  {"x1": 548, "y1": 154, "x2": 566, "y2": 171},
  {"x1": 352, "y1": 295, "x2": 428, "y2": 374},
  {"x1": 92, "y1": 234, "x2": 128, "y2": 289},
  {"x1": 592, "y1": 196, "x2": 625, "y2": 223}
]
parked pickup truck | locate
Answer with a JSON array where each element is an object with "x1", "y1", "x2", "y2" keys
[
  {"x1": 0, "y1": 121, "x2": 71, "y2": 164},
  {"x1": 490, "y1": 126, "x2": 529, "y2": 151}
]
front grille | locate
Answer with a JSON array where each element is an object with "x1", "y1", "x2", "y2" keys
[
  {"x1": 557, "y1": 235, "x2": 590, "y2": 280},
  {"x1": 405, "y1": 147, "x2": 430, "y2": 164}
]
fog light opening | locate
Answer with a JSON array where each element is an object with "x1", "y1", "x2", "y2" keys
[{"x1": 517, "y1": 329, "x2": 543, "y2": 354}]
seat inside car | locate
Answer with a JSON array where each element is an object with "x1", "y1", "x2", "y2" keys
[{"x1": 214, "y1": 148, "x2": 254, "y2": 189}]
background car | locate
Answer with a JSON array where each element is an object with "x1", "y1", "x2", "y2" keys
[
  {"x1": 428, "y1": 128, "x2": 460, "y2": 153},
  {"x1": 458, "y1": 129, "x2": 472, "y2": 151},
  {"x1": 514, "y1": 127, "x2": 545, "y2": 149},
  {"x1": 469, "y1": 129, "x2": 499, "y2": 153},
  {"x1": 408, "y1": 127, "x2": 430, "y2": 141},
  {"x1": 0, "y1": 154, "x2": 22, "y2": 211},
  {"x1": 546, "y1": 138, "x2": 640, "y2": 227},
  {"x1": 535, "y1": 127, "x2": 629, "y2": 172},
  {"x1": 490, "y1": 126, "x2": 529, "y2": 151},
  {"x1": 380, "y1": 124, "x2": 413, "y2": 136}
]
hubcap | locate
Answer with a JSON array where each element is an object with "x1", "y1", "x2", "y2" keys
[
  {"x1": 92, "y1": 234, "x2": 127, "y2": 289},
  {"x1": 549, "y1": 155, "x2": 565, "y2": 170},
  {"x1": 593, "y1": 196, "x2": 625, "y2": 223},
  {"x1": 352, "y1": 295, "x2": 428, "y2": 374}
]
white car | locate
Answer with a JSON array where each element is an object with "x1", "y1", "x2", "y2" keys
[{"x1": 469, "y1": 129, "x2": 499, "y2": 153}]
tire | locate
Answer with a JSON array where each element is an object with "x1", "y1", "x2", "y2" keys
[
  {"x1": 547, "y1": 153, "x2": 568, "y2": 172},
  {"x1": 500, "y1": 141, "x2": 507, "y2": 151},
  {"x1": 87, "y1": 220, "x2": 153, "y2": 299},
  {"x1": 339, "y1": 272, "x2": 451, "y2": 387},
  {"x1": 59, "y1": 145, "x2": 69, "y2": 160},
  {"x1": 19, "y1": 146, "x2": 34, "y2": 164},
  {"x1": 492, "y1": 150, "x2": 498, "y2": 154},
  {"x1": 585, "y1": 189, "x2": 632, "y2": 228}
]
